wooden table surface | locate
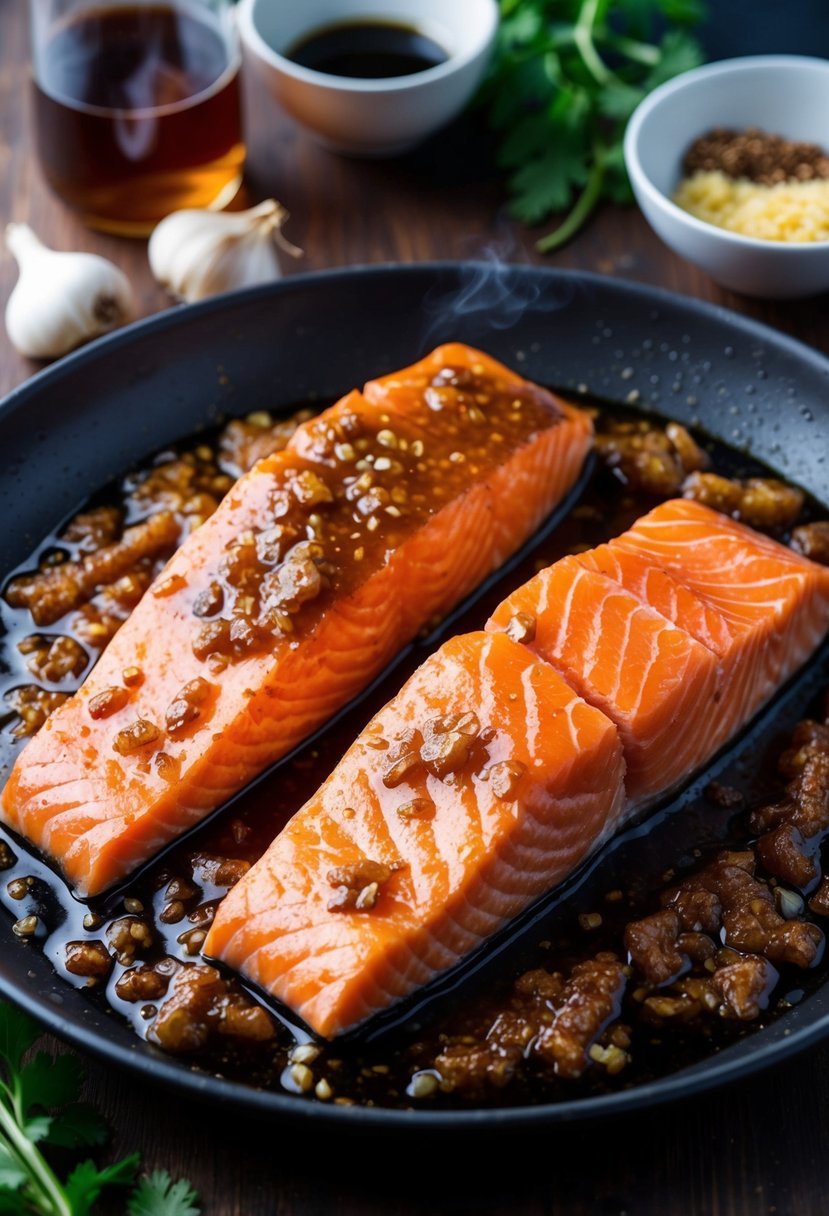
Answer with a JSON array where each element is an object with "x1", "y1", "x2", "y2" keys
[{"x1": 2, "y1": 4, "x2": 829, "y2": 1213}]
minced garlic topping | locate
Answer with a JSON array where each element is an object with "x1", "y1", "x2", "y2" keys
[{"x1": 673, "y1": 170, "x2": 829, "y2": 243}]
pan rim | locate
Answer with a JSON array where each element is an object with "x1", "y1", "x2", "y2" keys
[{"x1": 1, "y1": 260, "x2": 828, "y2": 1130}]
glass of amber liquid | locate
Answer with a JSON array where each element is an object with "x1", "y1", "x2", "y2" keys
[{"x1": 30, "y1": 0, "x2": 245, "y2": 236}]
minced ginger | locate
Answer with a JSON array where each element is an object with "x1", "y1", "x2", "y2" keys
[{"x1": 674, "y1": 170, "x2": 829, "y2": 242}]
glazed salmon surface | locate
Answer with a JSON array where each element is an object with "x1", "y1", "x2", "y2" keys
[
  {"x1": 210, "y1": 503, "x2": 828, "y2": 1039},
  {"x1": 612, "y1": 499, "x2": 829, "y2": 714},
  {"x1": 574, "y1": 543, "x2": 760, "y2": 760},
  {"x1": 1, "y1": 345, "x2": 592, "y2": 896},
  {"x1": 204, "y1": 632, "x2": 626, "y2": 1039},
  {"x1": 489, "y1": 500, "x2": 829, "y2": 804},
  {"x1": 488, "y1": 556, "x2": 721, "y2": 802}
]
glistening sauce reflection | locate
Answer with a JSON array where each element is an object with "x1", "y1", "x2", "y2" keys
[{"x1": 0, "y1": 398, "x2": 827, "y2": 1108}]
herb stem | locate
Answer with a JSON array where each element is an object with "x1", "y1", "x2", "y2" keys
[
  {"x1": 536, "y1": 152, "x2": 606, "y2": 252},
  {"x1": 503, "y1": 32, "x2": 573, "y2": 69},
  {"x1": 0, "y1": 1098, "x2": 71, "y2": 1216},
  {"x1": 485, "y1": 0, "x2": 706, "y2": 249},
  {"x1": 601, "y1": 32, "x2": 661, "y2": 65},
  {"x1": 573, "y1": 0, "x2": 614, "y2": 86}
]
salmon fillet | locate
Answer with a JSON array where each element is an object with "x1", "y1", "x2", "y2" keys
[
  {"x1": 1, "y1": 345, "x2": 592, "y2": 896},
  {"x1": 489, "y1": 502, "x2": 829, "y2": 802},
  {"x1": 209, "y1": 502, "x2": 829, "y2": 1038},
  {"x1": 204, "y1": 632, "x2": 626, "y2": 1038},
  {"x1": 612, "y1": 498, "x2": 829, "y2": 719},
  {"x1": 575, "y1": 543, "x2": 758, "y2": 755},
  {"x1": 488, "y1": 555, "x2": 721, "y2": 802}
]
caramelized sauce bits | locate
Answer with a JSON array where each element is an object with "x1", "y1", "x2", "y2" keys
[{"x1": 189, "y1": 365, "x2": 563, "y2": 665}]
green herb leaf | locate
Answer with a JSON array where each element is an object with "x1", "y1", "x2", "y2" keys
[
  {"x1": 481, "y1": 0, "x2": 708, "y2": 248},
  {"x1": 18, "y1": 1052, "x2": 82, "y2": 1115},
  {"x1": 597, "y1": 80, "x2": 646, "y2": 122},
  {"x1": 64, "y1": 1156, "x2": 140, "y2": 1216},
  {"x1": 0, "y1": 1005, "x2": 39, "y2": 1075},
  {"x1": 509, "y1": 139, "x2": 590, "y2": 223},
  {"x1": 659, "y1": 0, "x2": 708, "y2": 25},
  {"x1": 499, "y1": 4, "x2": 546, "y2": 46},
  {"x1": 21, "y1": 1116, "x2": 51, "y2": 1146},
  {"x1": 45, "y1": 1105, "x2": 109, "y2": 1151},
  {"x1": 644, "y1": 29, "x2": 705, "y2": 90},
  {"x1": 0, "y1": 1002, "x2": 198, "y2": 1216},
  {"x1": 0, "y1": 1145, "x2": 27, "y2": 1191},
  {"x1": 602, "y1": 140, "x2": 635, "y2": 204},
  {"x1": 486, "y1": 55, "x2": 553, "y2": 130},
  {"x1": 0, "y1": 1185, "x2": 30, "y2": 1214},
  {"x1": 127, "y1": 1170, "x2": 201, "y2": 1216}
]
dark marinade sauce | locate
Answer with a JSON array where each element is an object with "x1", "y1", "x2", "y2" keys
[
  {"x1": 0, "y1": 397, "x2": 827, "y2": 1112},
  {"x1": 286, "y1": 20, "x2": 448, "y2": 80}
]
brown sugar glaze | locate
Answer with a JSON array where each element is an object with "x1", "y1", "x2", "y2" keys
[{"x1": 0, "y1": 395, "x2": 827, "y2": 1111}]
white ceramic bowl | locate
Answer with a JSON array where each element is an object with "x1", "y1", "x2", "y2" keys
[
  {"x1": 237, "y1": 0, "x2": 498, "y2": 157},
  {"x1": 624, "y1": 55, "x2": 829, "y2": 298}
]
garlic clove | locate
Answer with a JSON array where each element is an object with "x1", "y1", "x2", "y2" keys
[
  {"x1": 148, "y1": 198, "x2": 302, "y2": 303},
  {"x1": 4, "y1": 223, "x2": 134, "y2": 360}
]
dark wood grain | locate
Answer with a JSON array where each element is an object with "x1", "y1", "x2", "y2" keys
[{"x1": 3, "y1": 4, "x2": 829, "y2": 1212}]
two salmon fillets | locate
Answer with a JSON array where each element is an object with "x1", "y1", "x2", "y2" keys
[
  {"x1": 207, "y1": 496, "x2": 829, "y2": 1036},
  {"x1": 3, "y1": 345, "x2": 828, "y2": 1039}
]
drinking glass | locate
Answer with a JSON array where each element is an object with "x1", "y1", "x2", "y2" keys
[{"x1": 29, "y1": 0, "x2": 245, "y2": 235}]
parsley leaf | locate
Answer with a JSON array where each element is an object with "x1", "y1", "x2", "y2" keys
[
  {"x1": 499, "y1": 3, "x2": 546, "y2": 45},
  {"x1": 482, "y1": 0, "x2": 707, "y2": 248},
  {"x1": 485, "y1": 54, "x2": 552, "y2": 131},
  {"x1": 602, "y1": 139, "x2": 635, "y2": 203},
  {"x1": 509, "y1": 139, "x2": 589, "y2": 223},
  {"x1": 22, "y1": 1116, "x2": 52, "y2": 1146},
  {"x1": 497, "y1": 108, "x2": 558, "y2": 169},
  {"x1": 45, "y1": 1105, "x2": 109, "y2": 1151},
  {"x1": 0, "y1": 1145, "x2": 27, "y2": 1191},
  {"x1": 0, "y1": 1004, "x2": 38, "y2": 1073},
  {"x1": 128, "y1": 1170, "x2": 201, "y2": 1216},
  {"x1": 660, "y1": 0, "x2": 708, "y2": 24},
  {"x1": 19, "y1": 1052, "x2": 82, "y2": 1114},
  {"x1": 0, "y1": 1187, "x2": 30, "y2": 1215},
  {"x1": 597, "y1": 81, "x2": 646, "y2": 123},
  {"x1": 644, "y1": 29, "x2": 705, "y2": 89},
  {"x1": 0, "y1": 1002, "x2": 200, "y2": 1216},
  {"x1": 64, "y1": 1156, "x2": 139, "y2": 1216}
]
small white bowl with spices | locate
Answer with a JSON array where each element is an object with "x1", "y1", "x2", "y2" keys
[
  {"x1": 237, "y1": 0, "x2": 498, "y2": 157},
  {"x1": 624, "y1": 55, "x2": 829, "y2": 298}
]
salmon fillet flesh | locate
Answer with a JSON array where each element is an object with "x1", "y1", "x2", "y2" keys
[
  {"x1": 207, "y1": 499, "x2": 829, "y2": 1037},
  {"x1": 205, "y1": 632, "x2": 626, "y2": 1039},
  {"x1": 1, "y1": 345, "x2": 592, "y2": 895}
]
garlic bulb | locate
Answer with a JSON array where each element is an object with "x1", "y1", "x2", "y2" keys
[
  {"x1": 148, "y1": 199, "x2": 302, "y2": 303},
  {"x1": 4, "y1": 224, "x2": 134, "y2": 360}
]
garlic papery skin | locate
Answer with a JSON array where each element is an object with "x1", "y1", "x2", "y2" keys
[
  {"x1": 4, "y1": 224, "x2": 135, "y2": 360},
  {"x1": 148, "y1": 199, "x2": 302, "y2": 303}
]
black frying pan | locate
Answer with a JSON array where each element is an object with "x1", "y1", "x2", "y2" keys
[{"x1": 0, "y1": 263, "x2": 827, "y2": 1131}]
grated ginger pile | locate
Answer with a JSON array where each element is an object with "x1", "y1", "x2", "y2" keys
[{"x1": 673, "y1": 170, "x2": 829, "y2": 242}]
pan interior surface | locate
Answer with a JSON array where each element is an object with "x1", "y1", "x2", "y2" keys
[{"x1": 0, "y1": 263, "x2": 828, "y2": 1130}]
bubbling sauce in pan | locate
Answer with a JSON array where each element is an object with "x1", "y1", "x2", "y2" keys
[{"x1": 1, "y1": 397, "x2": 827, "y2": 1110}]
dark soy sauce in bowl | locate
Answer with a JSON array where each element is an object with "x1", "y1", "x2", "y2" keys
[{"x1": 286, "y1": 20, "x2": 449, "y2": 80}]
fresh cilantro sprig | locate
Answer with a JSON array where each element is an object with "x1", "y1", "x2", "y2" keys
[
  {"x1": 0, "y1": 1004, "x2": 199, "y2": 1216},
  {"x1": 127, "y1": 1172, "x2": 200, "y2": 1216},
  {"x1": 481, "y1": 0, "x2": 707, "y2": 250}
]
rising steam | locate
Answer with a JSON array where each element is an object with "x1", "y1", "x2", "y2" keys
[{"x1": 420, "y1": 245, "x2": 576, "y2": 350}]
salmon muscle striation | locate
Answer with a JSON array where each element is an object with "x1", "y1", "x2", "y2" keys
[{"x1": 1, "y1": 345, "x2": 592, "y2": 895}]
